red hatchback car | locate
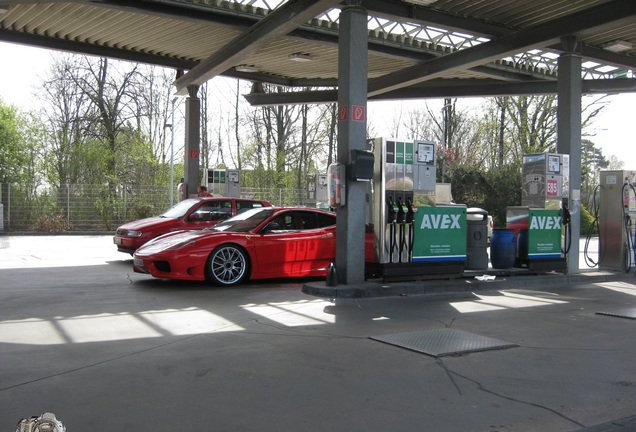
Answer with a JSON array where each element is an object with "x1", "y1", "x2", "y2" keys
[{"x1": 114, "y1": 197, "x2": 271, "y2": 254}]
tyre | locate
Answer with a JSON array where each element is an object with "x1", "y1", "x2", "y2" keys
[{"x1": 207, "y1": 244, "x2": 249, "y2": 286}]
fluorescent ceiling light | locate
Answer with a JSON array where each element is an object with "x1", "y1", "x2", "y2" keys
[
  {"x1": 402, "y1": 0, "x2": 438, "y2": 5},
  {"x1": 235, "y1": 65, "x2": 259, "y2": 73},
  {"x1": 602, "y1": 40, "x2": 632, "y2": 53},
  {"x1": 288, "y1": 53, "x2": 313, "y2": 62}
]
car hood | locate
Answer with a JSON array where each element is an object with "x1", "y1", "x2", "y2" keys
[
  {"x1": 136, "y1": 230, "x2": 214, "y2": 254},
  {"x1": 117, "y1": 217, "x2": 176, "y2": 231}
]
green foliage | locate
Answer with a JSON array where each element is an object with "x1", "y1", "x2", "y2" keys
[
  {"x1": 94, "y1": 189, "x2": 116, "y2": 231},
  {"x1": 444, "y1": 165, "x2": 487, "y2": 207},
  {"x1": 34, "y1": 214, "x2": 71, "y2": 232},
  {"x1": 0, "y1": 99, "x2": 45, "y2": 187},
  {"x1": 132, "y1": 204, "x2": 154, "y2": 220},
  {"x1": 580, "y1": 205, "x2": 598, "y2": 236},
  {"x1": 0, "y1": 100, "x2": 24, "y2": 183},
  {"x1": 482, "y1": 163, "x2": 523, "y2": 227},
  {"x1": 441, "y1": 162, "x2": 522, "y2": 228},
  {"x1": 580, "y1": 139, "x2": 609, "y2": 210}
]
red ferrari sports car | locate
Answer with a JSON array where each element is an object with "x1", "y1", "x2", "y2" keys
[
  {"x1": 133, "y1": 207, "x2": 375, "y2": 286},
  {"x1": 114, "y1": 197, "x2": 271, "y2": 254}
]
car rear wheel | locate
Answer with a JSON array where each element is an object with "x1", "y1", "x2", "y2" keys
[{"x1": 207, "y1": 244, "x2": 248, "y2": 286}]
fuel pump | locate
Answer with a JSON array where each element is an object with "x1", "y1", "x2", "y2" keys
[
  {"x1": 208, "y1": 169, "x2": 227, "y2": 196},
  {"x1": 372, "y1": 138, "x2": 436, "y2": 266},
  {"x1": 371, "y1": 137, "x2": 467, "y2": 282},
  {"x1": 508, "y1": 153, "x2": 568, "y2": 272},
  {"x1": 599, "y1": 170, "x2": 636, "y2": 271},
  {"x1": 226, "y1": 169, "x2": 241, "y2": 198}
]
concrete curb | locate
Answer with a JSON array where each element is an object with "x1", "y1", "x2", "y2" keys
[{"x1": 303, "y1": 270, "x2": 636, "y2": 298}]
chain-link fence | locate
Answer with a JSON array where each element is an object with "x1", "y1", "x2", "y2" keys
[{"x1": 0, "y1": 184, "x2": 315, "y2": 232}]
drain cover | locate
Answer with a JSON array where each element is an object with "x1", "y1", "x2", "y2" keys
[
  {"x1": 596, "y1": 308, "x2": 636, "y2": 320},
  {"x1": 370, "y1": 328, "x2": 518, "y2": 357}
]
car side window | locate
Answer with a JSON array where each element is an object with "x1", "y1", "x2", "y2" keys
[
  {"x1": 288, "y1": 212, "x2": 319, "y2": 230},
  {"x1": 262, "y1": 211, "x2": 319, "y2": 233},
  {"x1": 317, "y1": 213, "x2": 336, "y2": 228},
  {"x1": 237, "y1": 200, "x2": 265, "y2": 214},
  {"x1": 190, "y1": 201, "x2": 232, "y2": 222}
]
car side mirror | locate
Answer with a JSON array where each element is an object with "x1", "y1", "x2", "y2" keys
[{"x1": 188, "y1": 213, "x2": 199, "y2": 222}]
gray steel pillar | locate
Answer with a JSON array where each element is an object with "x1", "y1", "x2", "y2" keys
[
  {"x1": 335, "y1": 3, "x2": 368, "y2": 284},
  {"x1": 557, "y1": 37, "x2": 582, "y2": 274},
  {"x1": 184, "y1": 85, "x2": 200, "y2": 198}
]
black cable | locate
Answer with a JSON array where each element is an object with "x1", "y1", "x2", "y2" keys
[
  {"x1": 627, "y1": 183, "x2": 636, "y2": 269},
  {"x1": 561, "y1": 201, "x2": 572, "y2": 255},
  {"x1": 622, "y1": 182, "x2": 636, "y2": 273},
  {"x1": 583, "y1": 185, "x2": 600, "y2": 268}
]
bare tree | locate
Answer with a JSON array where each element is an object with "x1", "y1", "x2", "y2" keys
[{"x1": 40, "y1": 54, "x2": 95, "y2": 185}]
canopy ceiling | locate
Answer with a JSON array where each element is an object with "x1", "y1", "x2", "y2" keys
[{"x1": 1, "y1": 0, "x2": 635, "y2": 105}]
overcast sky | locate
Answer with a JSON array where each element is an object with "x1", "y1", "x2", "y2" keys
[{"x1": 1, "y1": 41, "x2": 634, "y2": 168}]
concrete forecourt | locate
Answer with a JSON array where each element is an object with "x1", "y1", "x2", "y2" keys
[{"x1": 1, "y1": 235, "x2": 635, "y2": 431}]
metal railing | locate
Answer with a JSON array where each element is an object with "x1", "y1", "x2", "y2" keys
[{"x1": 0, "y1": 184, "x2": 315, "y2": 232}]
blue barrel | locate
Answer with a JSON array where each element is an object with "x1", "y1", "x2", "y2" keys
[{"x1": 490, "y1": 228, "x2": 516, "y2": 269}]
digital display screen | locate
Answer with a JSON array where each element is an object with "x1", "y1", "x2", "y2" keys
[
  {"x1": 417, "y1": 143, "x2": 434, "y2": 163},
  {"x1": 548, "y1": 155, "x2": 560, "y2": 173}
]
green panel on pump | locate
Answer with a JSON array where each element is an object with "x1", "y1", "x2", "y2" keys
[
  {"x1": 528, "y1": 209, "x2": 562, "y2": 258},
  {"x1": 413, "y1": 207, "x2": 467, "y2": 262}
]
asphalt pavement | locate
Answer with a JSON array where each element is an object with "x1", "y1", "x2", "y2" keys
[{"x1": 1, "y1": 235, "x2": 635, "y2": 431}]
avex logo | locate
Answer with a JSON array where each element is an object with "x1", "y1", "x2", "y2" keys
[
  {"x1": 420, "y1": 214, "x2": 462, "y2": 229},
  {"x1": 530, "y1": 215, "x2": 562, "y2": 230}
]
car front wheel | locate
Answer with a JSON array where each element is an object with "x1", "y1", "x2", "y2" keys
[{"x1": 207, "y1": 244, "x2": 248, "y2": 286}]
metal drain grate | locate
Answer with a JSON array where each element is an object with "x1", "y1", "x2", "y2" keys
[
  {"x1": 370, "y1": 328, "x2": 518, "y2": 357},
  {"x1": 596, "y1": 308, "x2": 636, "y2": 320}
]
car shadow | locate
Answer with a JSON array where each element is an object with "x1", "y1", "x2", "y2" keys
[
  {"x1": 129, "y1": 275, "x2": 325, "y2": 292},
  {"x1": 107, "y1": 259, "x2": 133, "y2": 267}
]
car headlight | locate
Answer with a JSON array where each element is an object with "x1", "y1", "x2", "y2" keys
[
  {"x1": 126, "y1": 230, "x2": 143, "y2": 237},
  {"x1": 166, "y1": 240, "x2": 197, "y2": 250}
]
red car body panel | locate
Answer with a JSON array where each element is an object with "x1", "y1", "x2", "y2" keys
[
  {"x1": 133, "y1": 208, "x2": 375, "y2": 283},
  {"x1": 113, "y1": 197, "x2": 271, "y2": 254}
]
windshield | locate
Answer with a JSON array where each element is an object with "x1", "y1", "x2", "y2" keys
[
  {"x1": 208, "y1": 208, "x2": 275, "y2": 233},
  {"x1": 160, "y1": 199, "x2": 199, "y2": 218}
]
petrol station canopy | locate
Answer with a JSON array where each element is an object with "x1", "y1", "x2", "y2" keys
[{"x1": 0, "y1": 0, "x2": 635, "y2": 105}]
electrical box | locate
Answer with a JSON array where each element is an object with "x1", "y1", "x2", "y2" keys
[
  {"x1": 348, "y1": 149, "x2": 374, "y2": 181},
  {"x1": 522, "y1": 153, "x2": 567, "y2": 209}
]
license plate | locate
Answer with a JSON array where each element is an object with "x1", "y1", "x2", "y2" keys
[
  {"x1": 115, "y1": 237, "x2": 122, "y2": 245},
  {"x1": 134, "y1": 258, "x2": 144, "y2": 267}
]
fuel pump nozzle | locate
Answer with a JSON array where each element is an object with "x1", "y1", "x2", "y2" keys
[
  {"x1": 387, "y1": 196, "x2": 398, "y2": 263},
  {"x1": 396, "y1": 197, "x2": 407, "y2": 262},
  {"x1": 561, "y1": 198, "x2": 572, "y2": 256},
  {"x1": 406, "y1": 197, "x2": 417, "y2": 262}
]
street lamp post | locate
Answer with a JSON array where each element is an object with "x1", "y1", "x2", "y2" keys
[
  {"x1": 165, "y1": 96, "x2": 182, "y2": 208},
  {"x1": 441, "y1": 98, "x2": 452, "y2": 183}
]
